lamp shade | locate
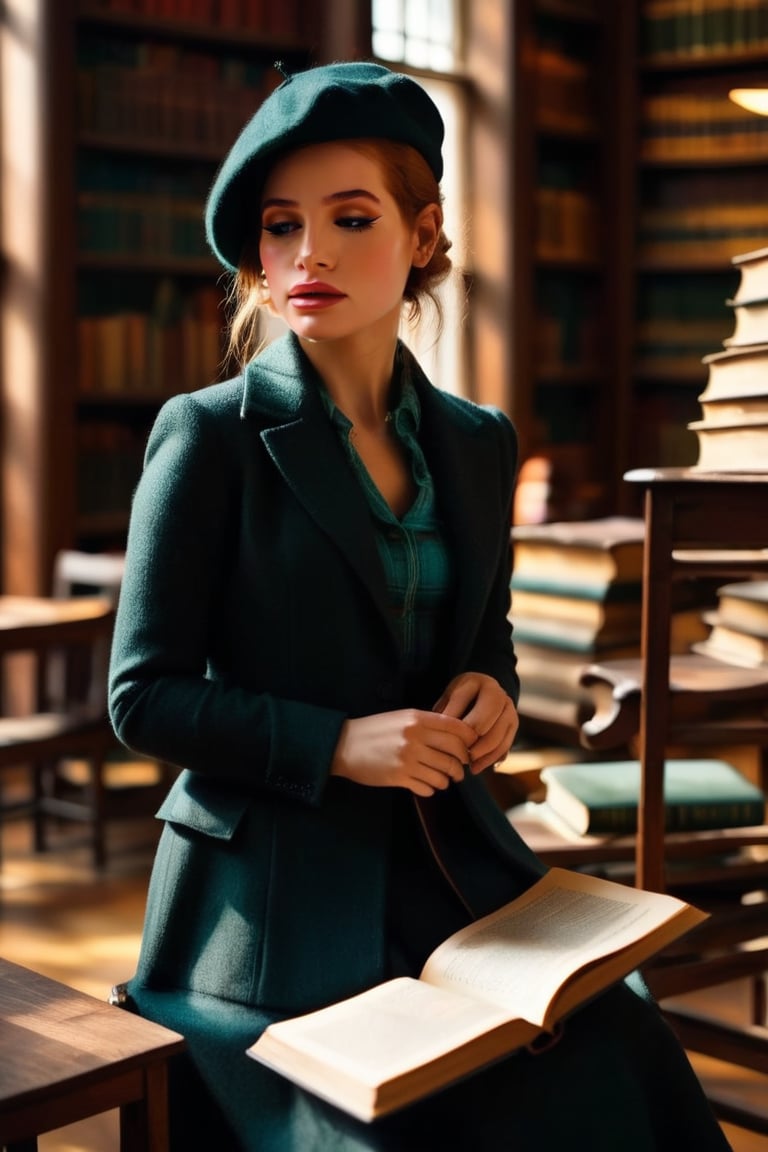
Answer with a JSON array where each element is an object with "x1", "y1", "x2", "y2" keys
[{"x1": 729, "y1": 88, "x2": 768, "y2": 116}]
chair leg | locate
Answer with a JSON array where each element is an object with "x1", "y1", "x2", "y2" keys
[
  {"x1": 87, "y1": 755, "x2": 108, "y2": 870},
  {"x1": 32, "y1": 762, "x2": 50, "y2": 853},
  {"x1": 752, "y1": 975, "x2": 767, "y2": 1027}
]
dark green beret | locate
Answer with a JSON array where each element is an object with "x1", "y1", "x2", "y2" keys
[{"x1": 205, "y1": 61, "x2": 445, "y2": 272}]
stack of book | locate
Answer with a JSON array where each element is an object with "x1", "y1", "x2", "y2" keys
[
  {"x1": 688, "y1": 245, "x2": 768, "y2": 471},
  {"x1": 693, "y1": 580, "x2": 768, "y2": 669},
  {"x1": 509, "y1": 517, "x2": 708, "y2": 740}
]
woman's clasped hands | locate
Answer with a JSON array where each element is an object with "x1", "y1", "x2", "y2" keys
[{"x1": 331, "y1": 672, "x2": 519, "y2": 796}]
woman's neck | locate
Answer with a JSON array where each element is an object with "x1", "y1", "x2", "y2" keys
[{"x1": 298, "y1": 330, "x2": 399, "y2": 429}]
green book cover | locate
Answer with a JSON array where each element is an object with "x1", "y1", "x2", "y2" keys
[
  {"x1": 541, "y1": 759, "x2": 765, "y2": 836},
  {"x1": 510, "y1": 576, "x2": 643, "y2": 602}
]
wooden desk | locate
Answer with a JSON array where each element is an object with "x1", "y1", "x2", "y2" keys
[
  {"x1": 625, "y1": 468, "x2": 768, "y2": 893},
  {"x1": 0, "y1": 958, "x2": 184, "y2": 1151}
]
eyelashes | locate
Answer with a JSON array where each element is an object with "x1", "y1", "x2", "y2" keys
[
  {"x1": 261, "y1": 215, "x2": 381, "y2": 237},
  {"x1": 337, "y1": 215, "x2": 381, "y2": 230},
  {"x1": 262, "y1": 221, "x2": 297, "y2": 237}
]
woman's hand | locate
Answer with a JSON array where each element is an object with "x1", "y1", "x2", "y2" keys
[
  {"x1": 433, "y1": 672, "x2": 519, "y2": 774},
  {"x1": 330, "y1": 709, "x2": 477, "y2": 796}
]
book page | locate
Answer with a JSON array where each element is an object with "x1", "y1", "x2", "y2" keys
[
  {"x1": 420, "y1": 868, "x2": 701, "y2": 1028},
  {"x1": 253, "y1": 977, "x2": 531, "y2": 1084}
]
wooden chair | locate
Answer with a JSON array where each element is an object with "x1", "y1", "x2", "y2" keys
[
  {"x1": 0, "y1": 551, "x2": 171, "y2": 869},
  {"x1": 42, "y1": 550, "x2": 173, "y2": 867},
  {"x1": 0, "y1": 593, "x2": 117, "y2": 868}
]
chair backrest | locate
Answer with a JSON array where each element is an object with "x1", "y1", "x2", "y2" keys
[
  {"x1": 53, "y1": 550, "x2": 126, "y2": 603},
  {"x1": 47, "y1": 551, "x2": 125, "y2": 711}
]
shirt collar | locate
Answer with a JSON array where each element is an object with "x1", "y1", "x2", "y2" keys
[{"x1": 317, "y1": 349, "x2": 421, "y2": 436}]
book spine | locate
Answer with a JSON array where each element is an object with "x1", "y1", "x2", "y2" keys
[{"x1": 583, "y1": 798, "x2": 765, "y2": 835}]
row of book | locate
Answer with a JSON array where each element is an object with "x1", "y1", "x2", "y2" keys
[
  {"x1": 83, "y1": 0, "x2": 306, "y2": 37},
  {"x1": 635, "y1": 276, "x2": 733, "y2": 379},
  {"x1": 637, "y1": 168, "x2": 768, "y2": 267},
  {"x1": 641, "y1": 0, "x2": 768, "y2": 60},
  {"x1": 535, "y1": 281, "x2": 599, "y2": 377},
  {"x1": 638, "y1": 203, "x2": 768, "y2": 267},
  {"x1": 689, "y1": 244, "x2": 768, "y2": 471},
  {"x1": 536, "y1": 189, "x2": 599, "y2": 264},
  {"x1": 78, "y1": 190, "x2": 210, "y2": 262},
  {"x1": 640, "y1": 93, "x2": 768, "y2": 163},
  {"x1": 536, "y1": 187, "x2": 599, "y2": 264},
  {"x1": 78, "y1": 47, "x2": 274, "y2": 152},
  {"x1": 535, "y1": 47, "x2": 596, "y2": 135},
  {"x1": 78, "y1": 308, "x2": 223, "y2": 397}
]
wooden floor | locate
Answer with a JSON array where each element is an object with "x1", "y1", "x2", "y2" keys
[{"x1": 1, "y1": 805, "x2": 767, "y2": 1151}]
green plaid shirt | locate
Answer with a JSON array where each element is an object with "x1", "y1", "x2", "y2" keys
[{"x1": 320, "y1": 373, "x2": 452, "y2": 678}]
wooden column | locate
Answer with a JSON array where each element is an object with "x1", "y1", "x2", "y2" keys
[
  {"x1": 0, "y1": 0, "x2": 76, "y2": 596},
  {"x1": 464, "y1": 0, "x2": 516, "y2": 417}
]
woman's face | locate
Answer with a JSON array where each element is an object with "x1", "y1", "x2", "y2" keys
[{"x1": 259, "y1": 141, "x2": 432, "y2": 345}]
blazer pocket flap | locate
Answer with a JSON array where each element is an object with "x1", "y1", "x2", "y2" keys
[{"x1": 157, "y1": 770, "x2": 248, "y2": 840}]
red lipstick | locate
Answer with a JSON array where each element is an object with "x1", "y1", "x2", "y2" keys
[{"x1": 288, "y1": 281, "x2": 346, "y2": 310}]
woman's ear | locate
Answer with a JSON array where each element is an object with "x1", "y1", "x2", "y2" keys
[
  {"x1": 412, "y1": 204, "x2": 442, "y2": 268},
  {"x1": 257, "y1": 270, "x2": 278, "y2": 314}
]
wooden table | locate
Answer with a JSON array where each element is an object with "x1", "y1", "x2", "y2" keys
[
  {"x1": 0, "y1": 595, "x2": 114, "y2": 648},
  {"x1": 625, "y1": 467, "x2": 768, "y2": 893},
  {"x1": 0, "y1": 957, "x2": 185, "y2": 1151}
]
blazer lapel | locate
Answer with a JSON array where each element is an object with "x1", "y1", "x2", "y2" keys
[{"x1": 241, "y1": 336, "x2": 399, "y2": 645}]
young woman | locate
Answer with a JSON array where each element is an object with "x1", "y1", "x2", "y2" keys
[{"x1": 108, "y1": 61, "x2": 731, "y2": 1151}]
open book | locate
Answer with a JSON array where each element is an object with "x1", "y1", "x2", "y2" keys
[{"x1": 247, "y1": 867, "x2": 706, "y2": 1121}]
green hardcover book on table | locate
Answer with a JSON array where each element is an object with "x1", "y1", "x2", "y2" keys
[{"x1": 540, "y1": 759, "x2": 766, "y2": 837}]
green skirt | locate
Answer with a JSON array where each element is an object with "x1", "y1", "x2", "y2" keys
[{"x1": 127, "y1": 978, "x2": 731, "y2": 1152}]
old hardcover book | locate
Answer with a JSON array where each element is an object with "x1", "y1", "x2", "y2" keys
[
  {"x1": 248, "y1": 868, "x2": 705, "y2": 1121},
  {"x1": 712, "y1": 580, "x2": 768, "y2": 635},
  {"x1": 688, "y1": 413, "x2": 768, "y2": 472},
  {"x1": 511, "y1": 517, "x2": 645, "y2": 590},
  {"x1": 699, "y1": 344, "x2": 768, "y2": 403},
  {"x1": 731, "y1": 245, "x2": 768, "y2": 306},
  {"x1": 513, "y1": 639, "x2": 640, "y2": 695},
  {"x1": 510, "y1": 612, "x2": 642, "y2": 652},
  {"x1": 510, "y1": 588, "x2": 642, "y2": 630},
  {"x1": 540, "y1": 758, "x2": 765, "y2": 837},
  {"x1": 699, "y1": 395, "x2": 768, "y2": 424},
  {"x1": 724, "y1": 296, "x2": 768, "y2": 348},
  {"x1": 510, "y1": 574, "x2": 643, "y2": 601},
  {"x1": 694, "y1": 619, "x2": 768, "y2": 669}
]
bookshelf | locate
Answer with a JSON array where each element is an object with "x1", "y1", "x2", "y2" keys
[
  {"x1": 0, "y1": 0, "x2": 322, "y2": 594},
  {"x1": 494, "y1": 0, "x2": 768, "y2": 518},
  {"x1": 630, "y1": 0, "x2": 768, "y2": 478},
  {"x1": 502, "y1": 0, "x2": 632, "y2": 519}
]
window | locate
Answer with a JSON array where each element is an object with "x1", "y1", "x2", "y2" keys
[
  {"x1": 372, "y1": 0, "x2": 458, "y2": 72},
  {"x1": 372, "y1": 0, "x2": 468, "y2": 397}
]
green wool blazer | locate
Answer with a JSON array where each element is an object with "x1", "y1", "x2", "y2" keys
[{"x1": 109, "y1": 332, "x2": 544, "y2": 1014}]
